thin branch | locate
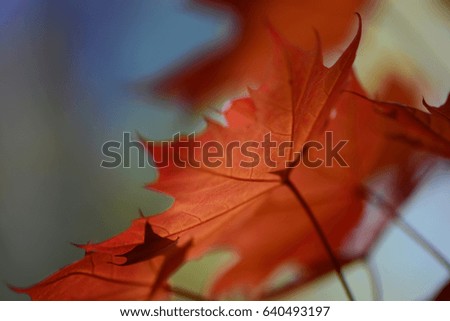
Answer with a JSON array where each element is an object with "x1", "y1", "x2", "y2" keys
[
  {"x1": 286, "y1": 179, "x2": 355, "y2": 301},
  {"x1": 370, "y1": 190, "x2": 450, "y2": 273},
  {"x1": 364, "y1": 257, "x2": 383, "y2": 301},
  {"x1": 396, "y1": 218, "x2": 450, "y2": 272}
]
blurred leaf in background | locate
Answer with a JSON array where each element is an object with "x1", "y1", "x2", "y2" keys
[{"x1": 0, "y1": 0, "x2": 449, "y2": 300}]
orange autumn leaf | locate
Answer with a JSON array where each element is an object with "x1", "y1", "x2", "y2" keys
[
  {"x1": 17, "y1": 18, "x2": 443, "y2": 300},
  {"x1": 210, "y1": 73, "x2": 435, "y2": 299},
  {"x1": 13, "y1": 221, "x2": 189, "y2": 300},
  {"x1": 351, "y1": 91, "x2": 450, "y2": 159},
  {"x1": 152, "y1": 0, "x2": 369, "y2": 109},
  {"x1": 350, "y1": 73, "x2": 450, "y2": 158},
  {"x1": 377, "y1": 74, "x2": 426, "y2": 108},
  {"x1": 17, "y1": 19, "x2": 362, "y2": 300}
]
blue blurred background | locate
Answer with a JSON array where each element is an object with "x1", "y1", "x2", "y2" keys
[
  {"x1": 0, "y1": 0, "x2": 226, "y2": 300},
  {"x1": 0, "y1": 0, "x2": 449, "y2": 300}
]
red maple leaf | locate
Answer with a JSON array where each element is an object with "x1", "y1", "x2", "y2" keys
[
  {"x1": 151, "y1": 0, "x2": 370, "y2": 109},
  {"x1": 351, "y1": 91, "x2": 450, "y2": 159},
  {"x1": 12, "y1": 220, "x2": 189, "y2": 300},
  {"x1": 16, "y1": 17, "x2": 447, "y2": 300}
]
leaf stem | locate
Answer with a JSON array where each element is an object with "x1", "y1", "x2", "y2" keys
[
  {"x1": 286, "y1": 179, "x2": 355, "y2": 301},
  {"x1": 365, "y1": 257, "x2": 383, "y2": 301}
]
